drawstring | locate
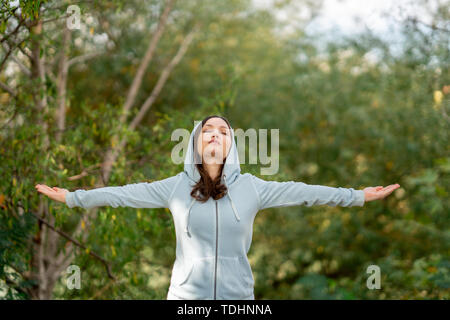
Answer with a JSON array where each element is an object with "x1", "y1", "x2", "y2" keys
[
  {"x1": 184, "y1": 197, "x2": 196, "y2": 235},
  {"x1": 223, "y1": 174, "x2": 241, "y2": 222},
  {"x1": 184, "y1": 174, "x2": 241, "y2": 236}
]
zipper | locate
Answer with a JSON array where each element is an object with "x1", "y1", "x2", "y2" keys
[
  {"x1": 214, "y1": 173, "x2": 225, "y2": 299},
  {"x1": 214, "y1": 200, "x2": 218, "y2": 299}
]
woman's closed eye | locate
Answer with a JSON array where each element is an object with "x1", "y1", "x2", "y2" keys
[{"x1": 204, "y1": 130, "x2": 228, "y2": 135}]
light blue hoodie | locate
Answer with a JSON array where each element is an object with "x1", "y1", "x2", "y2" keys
[{"x1": 65, "y1": 121, "x2": 365, "y2": 300}]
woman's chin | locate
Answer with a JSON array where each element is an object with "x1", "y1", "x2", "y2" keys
[{"x1": 203, "y1": 155, "x2": 226, "y2": 165}]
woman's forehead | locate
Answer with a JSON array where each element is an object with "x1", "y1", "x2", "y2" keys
[{"x1": 203, "y1": 118, "x2": 229, "y2": 129}]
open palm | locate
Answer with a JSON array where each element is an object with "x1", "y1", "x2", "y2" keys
[
  {"x1": 363, "y1": 184, "x2": 400, "y2": 202},
  {"x1": 35, "y1": 184, "x2": 69, "y2": 203}
]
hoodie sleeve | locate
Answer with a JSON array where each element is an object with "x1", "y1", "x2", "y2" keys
[
  {"x1": 250, "y1": 174, "x2": 365, "y2": 211},
  {"x1": 65, "y1": 173, "x2": 182, "y2": 209}
]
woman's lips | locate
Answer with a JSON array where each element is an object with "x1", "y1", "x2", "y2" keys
[{"x1": 209, "y1": 140, "x2": 220, "y2": 145}]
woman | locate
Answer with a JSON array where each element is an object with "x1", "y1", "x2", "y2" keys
[{"x1": 35, "y1": 115, "x2": 400, "y2": 300}]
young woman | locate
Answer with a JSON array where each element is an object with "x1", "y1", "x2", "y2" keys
[{"x1": 35, "y1": 115, "x2": 400, "y2": 300}]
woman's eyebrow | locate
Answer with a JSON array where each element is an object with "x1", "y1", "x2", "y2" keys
[{"x1": 204, "y1": 124, "x2": 229, "y2": 129}]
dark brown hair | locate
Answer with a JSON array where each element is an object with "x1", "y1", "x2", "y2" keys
[{"x1": 190, "y1": 115, "x2": 232, "y2": 202}]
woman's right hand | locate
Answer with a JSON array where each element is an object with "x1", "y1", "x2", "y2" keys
[{"x1": 35, "y1": 184, "x2": 69, "y2": 204}]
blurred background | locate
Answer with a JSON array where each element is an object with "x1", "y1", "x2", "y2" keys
[{"x1": 0, "y1": 0, "x2": 448, "y2": 299}]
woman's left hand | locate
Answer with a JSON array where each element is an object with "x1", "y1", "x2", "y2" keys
[{"x1": 363, "y1": 184, "x2": 401, "y2": 202}]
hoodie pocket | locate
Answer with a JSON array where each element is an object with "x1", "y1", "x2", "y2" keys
[
  {"x1": 176, "y1": 257, "x2": 215, "y2": 297},
  {"x1": 177, "y1": 261, "x2": 194, "y2": 286},
  {"x1": 171, "y1": 259, "x2": 192, "y2": 286},
  {"x1": 218, "y1": 256, "x2": 254, "y2": 299}
]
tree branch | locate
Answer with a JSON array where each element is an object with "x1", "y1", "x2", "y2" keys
[
  {"x1": 408, "y1": 17, "x2": 450, "y2": 34},
  {"x1": 20, "y1": 205, "x2": 116, "y2": 280},
  {"x1": 55, "y1": 26, "x2": 71, "y2": 143},
  {"x1": 4, "y1": 276, "x2": 29, "y2": 297},
  {"x1": 67, "y1": 163, "x2": 102, "y2": 181},
  {"x1": 97, "y1": 0, "x2": 176, "y2": 186},
  {"x1": 0, "y1": 81, "x2": 17, "y2": 96},
  {"x1": 67, "y1": 51, "x2": 104, "y2": 68},
  {"x1": 41, "y1": 13, "x2": 72, "y2": 25},
  {"x1": 119, "y1": 0, "x2": 176, "y2": 125},
  {"x1": 2, "y1": 42, "x2": 31, "y2": 76},
  {"x1": 129, "y1": 24, "x2": 199, "y2": 131},
  {"x1": 17, "y1": 43, "x2": 33, "y2": 61},
  {"x1": 0, "y1": 15, "x2": 25, "y2": 43}
]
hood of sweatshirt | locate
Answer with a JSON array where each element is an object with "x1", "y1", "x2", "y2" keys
[
  {"x1": 183, "y1": 120, "x2": 241, "y2": 187},
  {"x1": 182, "y1": 120, "x2": 242, "y2": 235}
]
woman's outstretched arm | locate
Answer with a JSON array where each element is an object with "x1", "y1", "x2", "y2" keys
[
  {"x1": 35, "y1": 173, "x2": 182, "y2": 209},
  {"x1": 249, "y1": 174, "x2": 400, "y2": 211}
]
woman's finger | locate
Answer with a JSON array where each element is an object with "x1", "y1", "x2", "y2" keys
[
  {"x1": 382, "y1": 186, "x2": 398, "y2": 197},
  {"x1": 41, "y1": 185, "x2": 55, "y2": 193},
  {"x1": 37, "y1": 186, "x2": 50, "y2": 193},
  {"x1": 387, "y1": 184, "x2": 400, "y2": 192},
  {"x1": 382, "y1": 185, "x2": 396, "y2": 192},
  {"x1": 37, "y1": 185, "x2": 55, "y2": 195}
]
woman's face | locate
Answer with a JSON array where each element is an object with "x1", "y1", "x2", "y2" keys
[{"x1": 196, "y1": 117, "x2": 231, "y2": 165}]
